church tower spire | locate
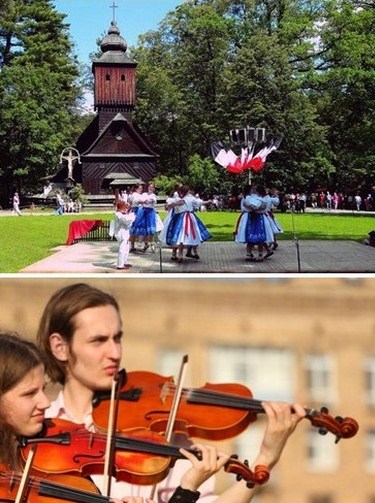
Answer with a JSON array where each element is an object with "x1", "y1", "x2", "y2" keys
[{"x1": 92, "y1": 14, "x2": 137, "y2": 124}]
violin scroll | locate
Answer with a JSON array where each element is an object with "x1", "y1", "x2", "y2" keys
[
  {"x1": 305, "y1": 406, "x2": 359, "y2": 443},
  {"x1": 223, "y1": 455, "x2": 269, "y2": 488}
]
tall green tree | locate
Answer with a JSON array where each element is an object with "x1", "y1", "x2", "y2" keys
[
  {"x1": 309, "y1": 0, "x2": 375, "y2": 192},
  {"x1": 0, "y1": 0, "x2": 82, "y2": 204},
  {"x1": 133, "y1": 0, "x2": 336, "y2": 194}
]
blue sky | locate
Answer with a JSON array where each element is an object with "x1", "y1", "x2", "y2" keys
[{"x1": 53, "y1": 0, "x2": 183, "y2": 64}]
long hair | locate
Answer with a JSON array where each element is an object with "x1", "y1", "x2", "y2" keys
[
  {"x1": 36, "y1": 283, "x2": 120, "y2": 384},
  {"x1": 0, "y1": 332, "x2": 44, "y2": 469}
]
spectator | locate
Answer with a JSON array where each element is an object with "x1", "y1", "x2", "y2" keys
[{"x1": 12, "y1": 191, "x2": 22, "y2": 216}]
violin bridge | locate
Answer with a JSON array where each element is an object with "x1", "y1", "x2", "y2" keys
[{"x1": 160, "y1": 382, "x2": 169, "y2": 404}]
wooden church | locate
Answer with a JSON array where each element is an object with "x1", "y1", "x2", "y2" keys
[{"x1": 54, "y1": 18, "x2": 158, "y2": 196}]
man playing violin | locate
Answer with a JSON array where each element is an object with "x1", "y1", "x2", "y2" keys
[{"x1": 36, "y1": 283, "x2": 306, "y2": 503}]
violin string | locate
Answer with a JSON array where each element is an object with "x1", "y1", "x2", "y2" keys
[
  {"x1": 184, "y1": 388, "x2": 266, "y2": 412},
  {"x1": 0, "y1": 473, "x2": 108, "y2": 503}
]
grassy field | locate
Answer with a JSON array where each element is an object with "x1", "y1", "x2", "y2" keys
[{"x1": 0, "y1": 210, "x2": 373, "y2": 273}]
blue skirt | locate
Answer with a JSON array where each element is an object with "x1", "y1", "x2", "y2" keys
[
  {"x1": 130, "y1": 207, "x2": 157, "y2": 236},
  {"x1": 163, "y1": 212, "x2": 211, "y2": 246},
  {"x1": 245, "y1": 213, "x2": 267, "y2": 243}
]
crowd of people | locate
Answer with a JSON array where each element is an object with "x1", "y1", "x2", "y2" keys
[
  {"x1": 0, "y1": 283, "x2": 307, "y2": 503},
  {"x1": 280, "y1": 190, "x2": 374, "y2": 212}
]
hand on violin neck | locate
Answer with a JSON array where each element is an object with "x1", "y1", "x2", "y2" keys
[
  {"x1": 179, "y1": 443, "x2": 230, "y2": 492},
  {"x1": 256, "y1": 401, "x2": 306, "y2": 469}
]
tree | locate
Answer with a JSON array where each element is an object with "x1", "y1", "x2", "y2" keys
[
  {"x1": 309, "y1": 0, "x2": 375, "y2": 192},
  {"x1": 133, "y1": 0, "x2": 335, "y2": 193},
  {"x1": 0, "y1": 0, "x2": 82, "y2": 205}
]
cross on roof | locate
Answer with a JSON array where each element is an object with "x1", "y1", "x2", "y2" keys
[{"x1": 110, "y1": 1, "x2": 118, "y2": 22}]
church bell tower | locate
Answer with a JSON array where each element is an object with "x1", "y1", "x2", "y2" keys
[{"x1": 92, "y1": 18, "x2": 137, "y2": 130}]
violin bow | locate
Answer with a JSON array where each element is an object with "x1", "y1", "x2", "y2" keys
[
  {"x1": 164, "y1": 354, "x2": 189, "y2": 442},
  {"x1": 102, "y1": 373, "x2": 120, "y2": 497},
  {"x1": 149, "y1": 354, "x2": 189, "y2": 499},
  {"x1": 15, "y1": 444, "x2": 37, "y2": 503}
]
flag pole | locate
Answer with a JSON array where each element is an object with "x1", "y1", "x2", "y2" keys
[{"x1": 290, "y1": 206, "x2": 301, "y2": 272}]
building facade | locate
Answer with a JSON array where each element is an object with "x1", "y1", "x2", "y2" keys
[{"x1": 0, "y1": 277, "x2": 373, "y2": 502}]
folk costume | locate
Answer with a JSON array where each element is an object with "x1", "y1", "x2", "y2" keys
[
  {"x1": 264, "y1": 194, "x2": 283, "y2": 239},
  {"x1": 234, "y1": 193, "x2": 273, "y2": 245},
  {"x1": 113, "y1": 203, "x2": 136, "y2": 269},
  {"x1": 160, "y1": 193, "x2": 211, "y2": 249}
]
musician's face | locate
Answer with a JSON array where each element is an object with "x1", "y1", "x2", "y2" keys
[
  {"x1": 0, "y1": 364, "x2": 50, "y2": 436},
  {"x1": 67, "y1": 305, "x2": 123, "y2": 391}
]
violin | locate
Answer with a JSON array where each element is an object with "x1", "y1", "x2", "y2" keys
[
  {"x1": 19, "y1": 418, "x2": 269, "y2": 488},
  {"x1": 92, "y1": 370, "x2": 359, "y2": 443},
  {"x1": 0, "y1": 469, "x2": 107, "y2": 503}
]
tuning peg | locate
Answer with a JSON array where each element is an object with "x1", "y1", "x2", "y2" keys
[
  {"x1": 335, "y1": 415, "x2": 343, "y2": 423},
  {"x1": 320, "y1": 406, "x2": 329, "y2": 414},
  {"x1": 236, "y1": 474, "x2": 243, "y2": 481},
  {"x1": 318, "y1": 427, "x2": 328, "y2": 436},
  {"x1": 246, "y1": 481, "x2": 255, "y2": 489}
]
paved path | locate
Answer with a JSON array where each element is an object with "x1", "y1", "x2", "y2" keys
[{"x1": 20, "y1": 239, "x2": 375, "y2": 274}]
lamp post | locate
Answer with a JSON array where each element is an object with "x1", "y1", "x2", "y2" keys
[{"x1": 229, "y1": 126, "x2": 266, "y2": 183}]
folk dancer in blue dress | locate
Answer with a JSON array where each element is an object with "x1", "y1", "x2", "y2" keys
[
  {"x1": 264, "y1": 188, "x2": 283, "y2": 250},
  {"x1": 129, "y1": 183, "x2": 163, "y2": 253},
  {"x1": 113, "y1": 201, "x2": 136, "y2": 270},
  {"x1": 159, "y1": 185, "x2": 211, "y2": 263},
  {"x1": 234, "y1": 185, "x2": 274, "y2": 262},
  {"x1": 128, "y1": 184, "x2": 144, "y2": 252}
]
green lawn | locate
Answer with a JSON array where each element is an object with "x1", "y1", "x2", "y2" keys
[{"x1": 0, "y1": 210, "x2": 373, "y2": 273}]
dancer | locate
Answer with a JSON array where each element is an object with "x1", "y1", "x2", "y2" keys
[
  {"x1": 234, "y1": 185, "x2": 274, "y2": 262},
  {"x1": 159, "y1": 186, "x2": 211, "y2": 263},
  {"x1": 113, "y1": 200, "x2": 136, "y2": 270},
  {"x1": 130, "y1": 182, "x2": 163, "y2": 253},
  {"x1": 36, "y1": 283, "x2": 306, "y2": 503},
  {"x1": 264, "y1": 188, "x2": 283, "y2": 250},
  {"x1": 128, "y1": 184, "x2": 144, "y2": 252}
]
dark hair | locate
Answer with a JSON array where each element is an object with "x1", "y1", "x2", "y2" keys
[
  {"x1": 0, "y1": 332, "x2": 44, "y2": 468},
  {"x1": 36, "y1": 283, "x2": 120, "y2": 384},
  {"x1": 257, "y1": 185, "x2": 267, "y2": 197},
  {"x1": 177, "y1": 185, "x2": 189, "y2": 197}
]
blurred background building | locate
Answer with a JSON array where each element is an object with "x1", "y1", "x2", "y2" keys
[{"x1": 0, "y1": 277, "x2": 374, "y2": 503}]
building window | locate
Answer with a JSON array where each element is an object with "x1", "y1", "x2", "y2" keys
[
  {"x1": 106, "y1": 74, "x2": 110, "y2": 81},
  {"x1": 209, "y1": 346, "x2": 295, "y2": 402},
  {"x1": 305, "y1": 354, "x2": 336, "y2": 404},
  {"x1": 365, "y1": 429, "x2": 375, "y2": 472},
  {"x1": 157, "y1": 349, "x2": 188, "y2": 377},
  {"x1": 307, "y1": 430, "x2": 338, "y2": 471},
  {"x1": 121, "y1": 75, "x2": 125, "y2": 81},
  {"x1": 364, "y1": 357, "x2": 375, "y2": 407}
]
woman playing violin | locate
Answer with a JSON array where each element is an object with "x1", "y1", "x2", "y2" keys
[
  {"x1": 0, "y1": 331, "x2": 157, "y2": 503},
  {"x1": 36, "y1": 283, "x2": 306, "y2": 503},
  {"x1": 0, "y1": 331, "x2": 50, "y2": 470}
]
